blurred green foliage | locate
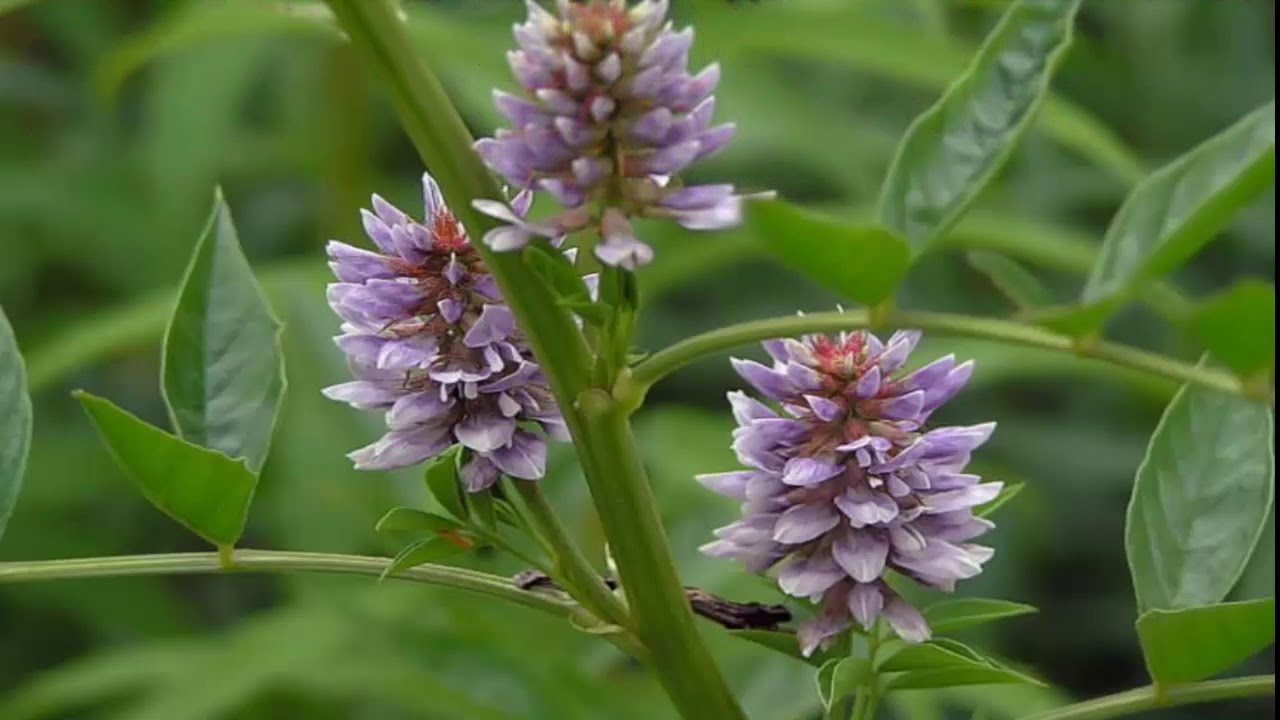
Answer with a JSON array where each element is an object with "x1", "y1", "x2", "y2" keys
[{"x1": 0, "y1": 0, "x2": 1273, "y2": 718}]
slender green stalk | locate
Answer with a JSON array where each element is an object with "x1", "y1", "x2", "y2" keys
[
  {"x1": 0, "y1": 550, "x2": 573, "y2": 616},
  {"x1": 853, "y1": 631, "x2": 883, "y2": 720},
  {"x1": 323, "y1": 3, "x2": 746, "y2": 718},
  {"x1": 1022, "y1": 675, "x2": 1274, "y2": 720},
  {"x1": 626, "y1": 309, "x2": 1256, "y2": 401},
  {"x1": 844, "y1": 695, "x2": 863, "y2": 720},
  {"x1": 513, "y1": 483, "x2": 631, "y2": 628}
]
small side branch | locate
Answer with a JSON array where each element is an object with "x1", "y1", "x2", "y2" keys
[{"x1": 628, "y1": 309, "x2": 1257, "y2": 402}]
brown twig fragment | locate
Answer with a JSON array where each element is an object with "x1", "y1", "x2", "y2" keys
[{"x1": 513, "y1": 570, "x2": 792, "y2": 630}]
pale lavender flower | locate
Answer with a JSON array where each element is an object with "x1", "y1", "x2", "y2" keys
[
  {"x1": 699, "y1": 328, "x2": 1001, "y2": 655},
  {"x1": 473, "y1": 0, "x2": 766, "y2": 269},
  {"x1": 323, "y1": 173, "x2": 568, "y2": 490}
]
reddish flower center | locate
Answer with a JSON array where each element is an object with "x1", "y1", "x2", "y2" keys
[
  {"x1": 431, "y1": 210, "x2": 468, "y2": 252},
  {"x1": 568, "y1": 1, "x2": 630, "y2": 40}
]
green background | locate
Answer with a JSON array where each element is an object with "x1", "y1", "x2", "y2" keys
[{"x1": 0, "y1": 1, "x2": 1273, "y2": 718}]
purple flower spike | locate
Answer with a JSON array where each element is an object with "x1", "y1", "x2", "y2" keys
[
  {"x1": 474, "y1": 0, "x2": 769, "y2": 269},
  {"x1": 323, "y1": 172, "x2": 567, "y2": 491},
  {"x1": 700, "y1": 326, "x2": 1001, "y2": 656}
]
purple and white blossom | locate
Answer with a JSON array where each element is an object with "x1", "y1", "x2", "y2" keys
[
  {"x1": 698, "y1": 329, "x2": 1001, "y2": 655},
  {"x1": 474, "y1": 0, "x2": 766, "y2": 269},
  {"x1": 323, "y1": 173, "x2": 567, "y2": 490}
]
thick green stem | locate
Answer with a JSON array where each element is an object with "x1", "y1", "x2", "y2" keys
[
  {"x1": 628, "y1": 309, "x2": 1256, "y2": 401},
  {"x1": 576, "y1": 389, "x2": 747, "y2": 720},
  {"x1": 323, "y1": 3, "x2": 745, "y2": 718},
  {"x1": 1022, "y1": 675, "x2": 1274, "y2": 720},
  {"x1": 0, "y1": 550, "x2": 572, "y2": 616}
]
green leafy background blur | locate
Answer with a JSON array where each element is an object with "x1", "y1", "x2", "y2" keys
[{"x1": 0, "y1": 0, "x2": 1273, "y2": 718}]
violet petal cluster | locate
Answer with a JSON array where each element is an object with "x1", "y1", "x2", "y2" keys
[
  {"x1": 323, "y1": 173, "x2": 567, "y2": 491},
  {"x1": 698, "y1": 329, "x2": 1002, "y2": 655},
  {"x1": 473, "y1": 0, "x2": 756, "y2": 270}
]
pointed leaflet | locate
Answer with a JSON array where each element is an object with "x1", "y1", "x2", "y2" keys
[
  {"x1": 879, "y1": 0, "x2": 1082, "y2": 251},
  {"x1": 380, "y1": 537, "x2": 466, "y2": 581},
  {"x1": 375, "y1": 507, "x2": 465, "y2": 534},
  {"x1": 1046, "y1": 102, "x2": 1275, "y2": 335},
  {"x1": 728, "y1": 629, "x2": 846, "y2": 669},
  {"x1": 1125, "y1": 374, "x2": 1275, "y2": 610},
  {"x1": 162, "y1": 189, "x2": 285, "y2": 472},
  {"x1": 880, "y1": 639, "x2": 1045, "y2": 689},
  {"x1": 75, "y1": 391, "x2": 257, "y2": 547},
  {"x1": 0, "y1": 306, "x2": 32, "y2": 542},
  {"x1": 1185, "y1": 280, "x2": 1275, "y2": 379},
  {"x1": 1137, "y1": 598, "x2": 1275, "y2": 686},
  {"x1": 816, "y1": 656, "x2": 871, "y2": 711},
  {"x1": 748, "y1": 201, "x2": 910, "y2": 304},
  {"x1": 424, "y1": 446, "x2": 467, "y2": 521},
  {"x1": 523, "y1": 242, "x2": 592, "y2": 305},
  {"x1": 923, "y1": 598, "x2": 1038, "y2": 634}
]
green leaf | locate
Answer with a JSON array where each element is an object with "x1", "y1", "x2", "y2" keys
[
  {"x1": 881, "y1": 640, "x2": 979, "y2": 672},
  {"x1": 881, "y1": 638, "x2": 1045, "y2": 690},
  {"x1": 967, "y1": 251, "x2": 1053, "y2": 310},
  {"x1": 74, "y1": 391, "x2": 257, "y2": 547},
  {"x1": 697, "y1": 1, "x2": 1142, "y2": 185},
  {"x1": 1074, "y1": 102, "x2": 1275, "y2": 332},
  {"x1": 423, "y1": 446, "x2": 466, "y2": 521},
  {"x1": 728, "y1": 629, "x2": 843, "y2": 669},
  {"x1": 523, "y1": 242, "x2": 592, "y2": 304},
  {"x1": 1186, "y1": 280, "x2": 1276, "y2": 378},
  {"x1": 380, "y1": 537, "x2": 465, "y2": 580},
  {"x1": 374, "y1": 507, "x2": 463, "y2": 535},
  {"x1": 161, "y1": 190, "x2": 285, "y2": 473},
  {"x1": 731, "y1": 630, "x2": 811, "y2": 665},
  {"x1": 923, "y1": 598, "x2": 1038, "y2": 634},
  {"x1": 1136, "y1": 598, "x2": 1275, "y2": 685},
  {"x1": 493, "y1": 498, "x2": 523, "y2": 527},
  {"x1": 879, "y1": 0, "x2": 1082, "y2": 251},
  {"x1": 558, "y1": 299, "x2": 612, "y2": 327},
  {"x1": 885, "y1": 665, "x2": 1042, "y2": 690},
  {"x1": 0, "y1": 305, "x2": 32, "y2": 543},
  {"x1": 468, "y1": 488, "x2": 497, "y2": 532},
  {"x1": 749, "y1": 201, "x2": 911, "y2": 304},
  {"x1": 814, "y1": 659, "x2": 840, "y2": 710},
  {"x1": 814, "y1": 635, "x2": 873, "y2": 709},
  {"x1": 975, "y1": 482, "x2": 1023, "y2": 517},
  {"x1": 1125, "y1": 374, "x2": 1275, "y2": 610},
  {"x1": 824, "y1": 656, "x2": 872, "y2": 709}
]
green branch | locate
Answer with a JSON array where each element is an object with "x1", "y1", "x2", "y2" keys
[
  {"x1": 1022, "y1": 675, "x2": 1274, "y2": 720},
  {"x1": 0, "y1": 550, "x2": 573, "y2": 616},
  {"x1": 626, "y1": 309, "x2": 1256, "y2": 401}
]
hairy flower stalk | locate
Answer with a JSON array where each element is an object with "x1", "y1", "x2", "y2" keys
[
  {"x1": 699, "y1": 329, "x2": 1002, "y2": 655},
  {"x1": 473, "y1": 0, "x2": 761, "y2": 269},
  {"x1": 323, "y1": 173, "x2": 567, "y2": 490}
]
